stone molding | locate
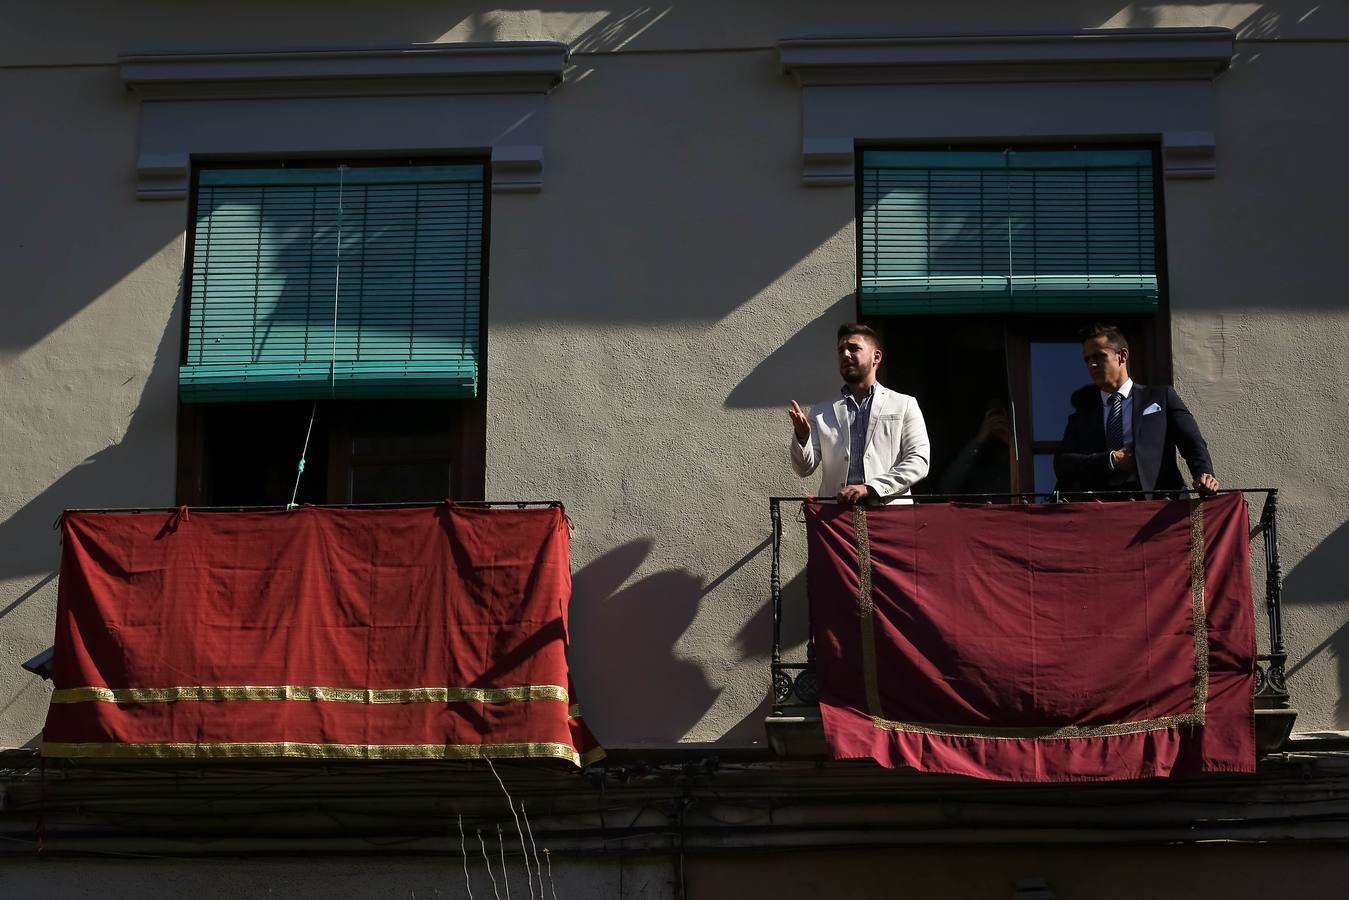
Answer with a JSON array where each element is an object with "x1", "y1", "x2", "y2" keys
[
  {"x1": 778, "y1": 29, "x2": 1235, "y2": 184},
  {"x1": 119, "y1": 43, "x2": 569, "y2": 198}
]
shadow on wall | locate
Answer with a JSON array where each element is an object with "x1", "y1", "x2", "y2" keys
[
  {"x1": 569, "y1": 534, "x2": 777, "y2": 744},
  {"x1": 1103, "y1": 1, "x2": 1318, "y2": 37},
  {"x1": 715, "y1": 568, "x2": 808, "y2": 742},
  {"x1": 567, "y1": 6, "x2": 672, "y2": 52},
  {"x1": 569, "y1": 539, "x2": 714, "y2": 743},
  {"x1": 717, "y1": 546, "x2": 805, "y2": 744},
  {"x1": 5, "y1": 0, "x2": 1332, "y2": 744},
  {"x1": 443, "y1": 5, "x2": 672, "y2": 48},
  {"x1": 0, "y1": 311, "x2": 180, "y2": 584},
  {"x1": 1, "y1": 1, "x2": 1328, "y2": 344},
  {"x1": 450, "y1": 1, "x2": 1320, "y2": 49},
  {"x1": 0, "y1": 7, "x2": 675, "y2": 353},
  {"x1": 1284, "y1": 517, "x2": 1349, "y2": 729},
  {"x1": 10, "y1": 1, "x2": 1323, "y2": 66},
  {"x1": 725, "y1": 298, "x2": 857, "y2": 410},
  {"x1": 489, "y1": 58, "x2": 855, "y2": 325}
]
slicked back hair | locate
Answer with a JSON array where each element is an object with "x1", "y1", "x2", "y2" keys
[
  {"x1": 1078, "y1": 323, "x2": 1129, "y2": 353},
  {"x1": 837, "y1": 322, "x2": 883, "y2": 352}
]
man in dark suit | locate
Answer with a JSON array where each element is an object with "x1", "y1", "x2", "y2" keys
[{"x1": 1054, "y1": 324, "x2": 1220, "y2": 497}]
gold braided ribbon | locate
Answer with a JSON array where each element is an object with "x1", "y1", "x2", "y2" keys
[
  {"x1": 50, "y1": 684, "x2": 570, "y2": 705},
  {"x1": 855, "y1": 499, "x2": 1210, "y2": 739},
  {"x1": 41, "y1": 739, "x2": 606, "y2": 766},
  {"x1": 1189, "y1": 496, "x2": 1210, "y2": 723},
  {"x1": 852, "y1": 506, "x2": 883, "y2": 718}
]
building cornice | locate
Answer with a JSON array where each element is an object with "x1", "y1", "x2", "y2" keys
[
  {"x1": 777, "y1": 28, "x2": 1235, "y2": 184},
  {"x1": 118, "y1": 43, "x2": 569, "y2": 198},
  {"x1": 120, "y1": 42, "x2": 568, "y2": 100},
  {"x1": 4, "y1": 747, "x2": 1349, "y2": 855},
  {"x1": 779, "y1": 28, "x2": 1233, "y2": 85}
]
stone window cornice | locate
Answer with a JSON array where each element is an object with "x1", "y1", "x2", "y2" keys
[
  {"x1": 778, "y1": 28, "x2": 1235, "y2": 184},
  {"x1": 120, "y1": 42, "x2": 569, "y2": 198}
]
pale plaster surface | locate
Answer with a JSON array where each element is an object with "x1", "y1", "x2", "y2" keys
[
  {"x1": 0, "y1": 65, "x2": 183, "y2": 747},
  {"x1": 2, "y1": 1, "x2": 1348, "y2": 63},
  {"x1": 1, "y1": 1, "x2": 1347, "y2": 748}
]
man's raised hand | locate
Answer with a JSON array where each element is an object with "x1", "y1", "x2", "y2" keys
[{"x1": 788, "y1": 400, "x2": 811, "y2": 445}]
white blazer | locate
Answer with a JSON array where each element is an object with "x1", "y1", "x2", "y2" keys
[{"x1": 790, "y1": 384, "x2": 930, "y2": 504}]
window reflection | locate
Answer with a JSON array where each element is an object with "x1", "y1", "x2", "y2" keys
[
  {"x1": 1031, "y1": 342, "x2": 1083, "y2": 441},
  {"x1": 1034, "y1": 454, "x2": 1057, "y2": 494}
]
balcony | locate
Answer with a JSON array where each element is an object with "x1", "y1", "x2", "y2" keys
[{"x1": 764, "y1": 490, "x2": 1296, "y2": 761}]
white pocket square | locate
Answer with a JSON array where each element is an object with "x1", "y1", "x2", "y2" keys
[{"x1": 1142, "y1": 402, "x2": 1162, "y2": 416}]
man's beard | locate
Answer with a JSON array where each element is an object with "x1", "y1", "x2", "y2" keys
[{"x1": 841, "y1": 363, "x2": 871, "y2": 385}]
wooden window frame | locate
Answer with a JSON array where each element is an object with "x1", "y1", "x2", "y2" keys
[{"x1": 175, "y1": 157, "x2": 490, "y2": 506}]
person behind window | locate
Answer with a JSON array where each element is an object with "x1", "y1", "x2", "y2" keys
[
  {"x1": 787, "y1": 323, "x2": 930, "y2": 505},
  {"x1": 1054, "y1": 324, "x2": 1219, "y2": 498},
  {"x1": 938, "y1": 399, "x2": 1013, "y2": 497}
]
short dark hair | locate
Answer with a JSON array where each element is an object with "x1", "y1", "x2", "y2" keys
[
  {"x1": 1078, "y1": 323, "x2": 1129, "y2": 353},
  {"x1": 837, "y1": 322, "x2": 883, "y2": 351}
]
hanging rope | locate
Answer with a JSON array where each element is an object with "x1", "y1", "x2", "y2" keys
[
  {"x1": 286, "y1": 400, "x2": 318, "y2": 510},
  {"x1": 287, "y1": 165, "x2": 346, "y2": 510},
  {"x1": 1005, "y1": 148, "x2": 1014, "y2": 302},
  {"x1": 332, "y1": 164, "x2": 346, "y2": 392}
]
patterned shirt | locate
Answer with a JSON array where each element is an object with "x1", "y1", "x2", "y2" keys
[{"x1": 842, "y1": 384, "x2": 876, "y2": 486}]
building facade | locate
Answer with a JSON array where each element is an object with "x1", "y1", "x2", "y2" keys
[{"x1": 2, "y1": 2, "x2": 1348, "y2": 896}]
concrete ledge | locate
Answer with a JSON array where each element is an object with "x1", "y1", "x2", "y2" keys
[
  {"x1": 764, "y1": 712, "x2": 828, "y2": 758},
  {"x1": 8, "y1": 744, "x2": 1349, "y2": 854},
  {"x1": 778, "y1": 28, "x2": 1234, "y2": 184},
  {"x1": 1256, "y1": 707, "x2": 1298, "y2": 754},
  {"x1": 121, "y1": 43, "x2": 568, "y2": 100},
  {"x1": 119, "y1": 43, "x2": 567, "y2": 197},
  {"x1": 779, "y1": 29, "x2": 1233, "y2": 85}
]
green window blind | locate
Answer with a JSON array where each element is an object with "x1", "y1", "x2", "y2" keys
[
  {"x1": 860, "y1": 150, "x2": 1158, "y2": 315},
  {"x1": 180, "y1": 164, "x2": 484, "y2": 403}
]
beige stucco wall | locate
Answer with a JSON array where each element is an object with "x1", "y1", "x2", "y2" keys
[
  {"x1": 0, "y1": 64, "x2": 184, "y2": 746},
  {"x1": 1, "y1": 1, "x2": 1347, "y2": 749}
]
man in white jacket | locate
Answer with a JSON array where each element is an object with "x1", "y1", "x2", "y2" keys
[{"x1": 788, "y1": 323, "x2": 930, "y2": 504}]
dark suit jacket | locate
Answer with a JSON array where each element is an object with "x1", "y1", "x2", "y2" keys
[{"x1": 1053, "y1": 383, "x2": 1214, "y2": 496}]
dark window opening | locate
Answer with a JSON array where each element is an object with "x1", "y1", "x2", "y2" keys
[
  {"x1": 874, "y1": 313, "x2": 1167, "y2": 498},
  {"x1": 858, "y1": 145, "x2": 1170, "y2": 497},
  {"x1": 177, "y1": 399, "x2": 484, "y2": 506}
]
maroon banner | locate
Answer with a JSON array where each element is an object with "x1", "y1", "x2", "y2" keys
[
  {"x1": 43, "y1": 505, "x2": 603, "y2": 765},
  {"x1": 806, "y1": 494, "x2": 1255, "y2": 781}
]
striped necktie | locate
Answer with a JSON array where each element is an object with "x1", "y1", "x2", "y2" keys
[{"x1": 1106, "y1": 392, "x2": 1125, "y2": 451}]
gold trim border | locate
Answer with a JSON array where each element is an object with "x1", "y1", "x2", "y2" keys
[
  {"x1": 853, "y1": 506, "x2": 883, "y2": 718},
  {"x1": 1189, "y1": 497, "x2": 1210, "y2": 723},
  {"x1": 51, "y1": 684, "x2": 570, "y2": 706},
  {"x1": 854, "y1": 500, "x2": 1210, "y2": 740},
  {"x1": 41, "y1": 739, "x2": 606, "y2": 766}
]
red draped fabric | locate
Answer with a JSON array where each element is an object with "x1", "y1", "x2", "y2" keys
[
  {"x1": 806, "y1": 494, "x2": 1255, "y2": 781},
  {"x1": 43, "y1": 505, "x2": 603, "y2": 765}
]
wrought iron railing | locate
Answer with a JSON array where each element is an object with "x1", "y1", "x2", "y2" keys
[
  {"x1": 769, "y1": 489, "x2": 1289, "y2": 715},
  {"x1": 63, "y1": 501, "x2": 564, "y2": 513}
]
